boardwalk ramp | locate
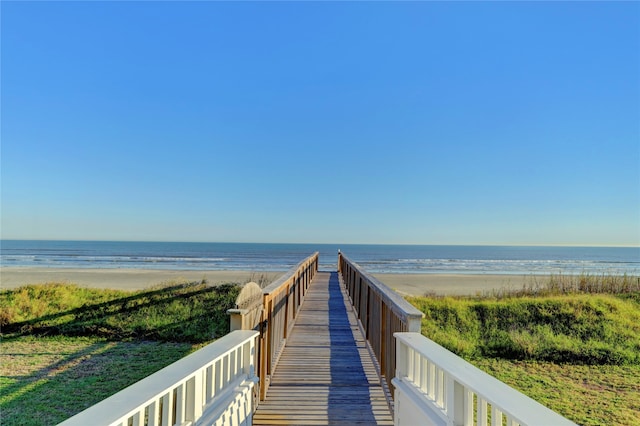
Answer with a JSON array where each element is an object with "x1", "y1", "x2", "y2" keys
[{"x1": 253, "y1": 271, "x2": 393, "y2": 425}]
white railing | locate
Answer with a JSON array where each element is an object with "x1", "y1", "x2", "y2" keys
[
  {"x1": 393, "y1": 332, "x2": 576, "y2": 426},
  {"x1": 59, "y1": 330, "x2": 259, "y2": 426}
]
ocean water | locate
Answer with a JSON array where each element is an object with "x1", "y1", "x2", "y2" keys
[{"x1": 1, "y1": 240, "x2": 638, "y2": 276}]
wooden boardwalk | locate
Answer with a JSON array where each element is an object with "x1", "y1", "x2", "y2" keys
[{"x1": 253, "y1": 271, "x2": 394, "y2": 425}]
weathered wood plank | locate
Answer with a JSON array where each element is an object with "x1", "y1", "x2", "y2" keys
[{"x1": 253, "y1": 271, "x2": 393, "y2": 426}]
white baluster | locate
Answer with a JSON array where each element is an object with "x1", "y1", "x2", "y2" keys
[
  {"x1": 420, "y1": 356, "x2": 428, "y2": 392},
  {"x1": 445, "y1": 375, "x2": 456, "y2": 418},
  {"x1": 148, "y1": 401, "x2": 158, "y2": 426},
  {"x1": 175, "y1": 384, "x2": 186, "y2": 425},
  {"x1": 214, "y1": 359, "x2": 222, "y2": 396},
  {"x1": 407, "y1": 345, "x2": 415, "y2": 380},
  {"x1": 436, "y1": 367, "x2": 444, "y2": 407},
  {"x1": 477, "y1": 397, "x2": 488, "y2": 426},
  {"x1": 413, "y1": 350, "x2": 421, "y2": 383},
  {"x1": 161, "y1": 391, "x2": 172, "y2": 426},
  {"x1": 427, "y1": 360, "x2": 436, "y2": 399},
  {"x1": 491, "y1": 406, "x2": 503, "y2": 426},
  {"x1": 464, "y1": 388, "x2": 473, "y2": 426},
  {"x1": 131, "y1": 410, "x2": 142, "y2": 426},
  {"x1": 206, "y1": 364, "x2": 214, "y2": 401}
]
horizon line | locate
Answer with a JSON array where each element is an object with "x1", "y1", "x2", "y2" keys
[{"x1": 1, "y1": 238, "x2": 638, "y2": 249}]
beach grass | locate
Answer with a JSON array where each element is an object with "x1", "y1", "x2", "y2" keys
[
  {"x1": 406, "y1": 274, "x2": 640, "y2": 425},
  {"x1": 0, "y1": 281, "x2": 241, "y2": 425},
  {"x1": 482, "y1": 272, "x2": 640, "y2": 298},
  {"x1": 407, "y1": 292, "x2": 640, "y2": 364}
]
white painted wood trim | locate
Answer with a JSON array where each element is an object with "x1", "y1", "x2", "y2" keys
[
  {"x1": 393, "y1": 332, "x2": 576, "y2": 426},
  {"x1": 58, "y1": 330, "x2": 259, "y2": 426}
]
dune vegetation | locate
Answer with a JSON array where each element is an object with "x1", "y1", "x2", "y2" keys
[{"x1": 406, "y1": 273, "x2": 640, "y2": 426}]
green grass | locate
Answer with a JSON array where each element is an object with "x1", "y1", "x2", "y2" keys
[
  {"x1": 473, "y1": 359, "x2": 640, "y2": 426},
  {"x1": 406, "y1": 275, "x2": 640, "y2": 426},
  {"x1": 407, "y1": 293, "x2": 640, "y2": 364},
  {"x1": 0, "y1": 281, "x2": 241, "y2": 425},
  {"x1": 1, "y1": 336, "x2": 195, "y2": 426},
  {"x1": 1, "y1": 281, "x2": 240, "y2": 342}
]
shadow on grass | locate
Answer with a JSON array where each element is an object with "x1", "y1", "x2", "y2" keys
[
  {"x1": 0, "y1": 281, "x2": 242, "y2": 425},
  {"x1": 1, "y1": 338, "x2": 194, "y2": 426},
  {"x1": 5, "y1": 282, "x2": 198, "y2": 329},
  {"x1": 2, "y1": 281, "x2": 240, "y2": 343}
]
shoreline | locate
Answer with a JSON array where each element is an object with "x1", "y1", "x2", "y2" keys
[{"x1": 0, "y1": 267, "x2": 547, "y2": 296}]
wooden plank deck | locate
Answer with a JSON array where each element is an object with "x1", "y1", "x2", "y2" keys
[{"x1": 253, "y1": 271, "x2": 394, "y2": 425}]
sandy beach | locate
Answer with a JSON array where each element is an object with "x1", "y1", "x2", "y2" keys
[
  {"x1": 0, "y1": 267, "x2": 544, "y2": 296},
  {"x1": 372, "y1": 273, "x2": 541, "y2": 296},
  {"x1": 0, "y1": 268, "x2": 282, "y2": 291}
]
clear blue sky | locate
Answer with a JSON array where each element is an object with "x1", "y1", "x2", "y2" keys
[{"x1": 2, "y1": 1, "x2": 639, "y2": 246}]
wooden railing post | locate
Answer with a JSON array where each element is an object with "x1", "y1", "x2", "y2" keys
[
  {"x1": 266, "y1": 298, "x2": 274, "y2": 374},
  {"x1": 257, "y1": 252, "x2": 319, "y2": 401},
  {"x1": 227, "y1": 282, "x2": 263, "y2": 332},
  {"x1": 259, "y1": 313, "x2": 268, "y2": 401},
  {"x1": 337, "y1": 252, "x2": 425, "y2": 401},
  {"x1": 283, "y1": 284, "x2": 290, "y2": 338},
  {"x1": 380, "y1": 302, "x2": 387, "y2": 378}
]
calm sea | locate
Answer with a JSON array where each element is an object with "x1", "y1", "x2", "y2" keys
[{"x1": 1, "y1": 240, "x2": 638, "y2": 276}]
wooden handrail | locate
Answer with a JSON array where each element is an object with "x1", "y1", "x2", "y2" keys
[
  {"x1": 338, "y1": 251, "x2": 424, "y2": 400},
  {"x1": 258, "y1": 252, "x2": 319, "y2": 400}
]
